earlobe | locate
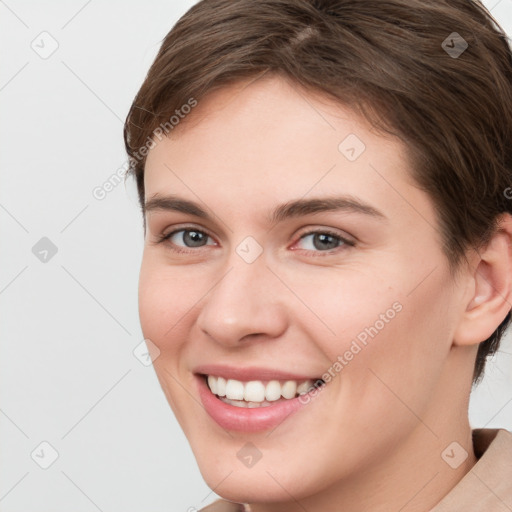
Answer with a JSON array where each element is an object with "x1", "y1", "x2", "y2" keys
[{"x1": 453, "y1": 213, "x2": 512, "y2": 347}]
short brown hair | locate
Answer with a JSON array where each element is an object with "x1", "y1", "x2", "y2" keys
[{"x1": 123, "y1": 0, "x2": 512, "y2": 385}]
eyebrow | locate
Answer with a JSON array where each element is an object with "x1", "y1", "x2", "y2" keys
[{"x1": 143, "y1": 193, "x2": 387, "y2": 224}]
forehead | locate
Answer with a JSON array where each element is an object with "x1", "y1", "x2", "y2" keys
[{"x1": 143, "y1": 74, "x2": 432, "y2": 229}]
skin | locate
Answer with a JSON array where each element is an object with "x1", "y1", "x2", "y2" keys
[{"x1": 138, "y1": 74, "x2": 512, "y2": 512}]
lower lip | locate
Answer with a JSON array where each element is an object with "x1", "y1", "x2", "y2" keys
[{"x1": 196, "y1": 374, "x2": 321, "y2": 432}]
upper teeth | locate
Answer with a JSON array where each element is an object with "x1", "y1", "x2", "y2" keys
[{"x1": 206, "y1": 375, "x2": 320, "y2": 402}]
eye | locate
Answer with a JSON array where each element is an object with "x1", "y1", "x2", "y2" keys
[
  {"x1": 156, "y1": 227, "x2": 216, "y2": 253},
  {"x1": 293, "y1": 229, "x2": 355, "y2": 253},
  {"x1": 155, "y1": 226, "x2": 355, "y2": 256}
]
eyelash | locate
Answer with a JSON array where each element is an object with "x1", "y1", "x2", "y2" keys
[{"x1": 154, "y1": 226, "x2": 355, "y2": 256}]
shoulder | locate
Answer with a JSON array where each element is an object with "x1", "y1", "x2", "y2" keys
[
  {"x1": 472, "y1": 427, "x2": 512, "y2": 459},
  {"x1": 431, "y1": 428, "x2": 512, "y2": 511}
]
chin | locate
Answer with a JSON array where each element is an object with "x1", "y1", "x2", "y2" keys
[{"x1": 193, "y1": 447, "x2": 327, "y2": 506}]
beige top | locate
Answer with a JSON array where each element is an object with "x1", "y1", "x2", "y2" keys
[{"x1": 199, "y1": 428, "x2": 512, "y2": 512}]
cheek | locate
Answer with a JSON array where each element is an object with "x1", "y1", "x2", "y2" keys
[
  {"x1": 307, "y1": 253, "x2": 454, "y2": 365},
  {"x1": 300, "y1": 275, "x2": 458, "y2": 477},
  {"x1": 138, "y1": 257, "x2": 205, "y2": 429},
  {"x1": 285, "y1": 265, "x2": 401, "y2": 361},
  {"x1": 333, "y1": 273, "x2": 456, "y2": 431},
  {"x1": 138, "y1": 256, "x2": 197, "y2": 349},
  {"x1": 305, "y1": 263, "x2": 456, "y2": 412}
]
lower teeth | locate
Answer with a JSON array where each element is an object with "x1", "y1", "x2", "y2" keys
[{"x1": 218, "y1": 396, "x2": 288, "y2": 408}]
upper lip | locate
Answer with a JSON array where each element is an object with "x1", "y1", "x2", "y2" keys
[{"x1": 193, "y1": 364, "x2": 323, "y2": 382}]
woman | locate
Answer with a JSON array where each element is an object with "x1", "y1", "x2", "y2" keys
[{"x1": 123, "y1": 0, "x2": 512, "y2": 510}]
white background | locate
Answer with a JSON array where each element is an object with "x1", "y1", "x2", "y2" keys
[{"x1": 1, "y1": 1, "x2": 511, "y2": 511}]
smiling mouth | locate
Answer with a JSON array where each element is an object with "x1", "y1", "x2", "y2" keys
[{"x1": 202, "y1": 374, "x2": 326, "y2": 408}]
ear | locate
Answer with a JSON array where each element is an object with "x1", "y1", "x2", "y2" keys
[{"x1": 453, "y1": 213, "x2": 512, "y2": 347}]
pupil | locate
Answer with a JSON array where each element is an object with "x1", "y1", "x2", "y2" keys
[
  {"x1": 314, "y1": 234, "x2": 338, "y2": 250},
  {"x1": 185, "y1": 230, "x2": 205, "y2": 247}
]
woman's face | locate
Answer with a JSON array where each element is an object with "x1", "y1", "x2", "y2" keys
[{"x1": 139, "y1": 75, "x2": 471, "y2": 506}]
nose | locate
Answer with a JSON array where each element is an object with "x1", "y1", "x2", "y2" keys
[{"x1": 196, "y1": 252, "x2": 289, "y2": 347}]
